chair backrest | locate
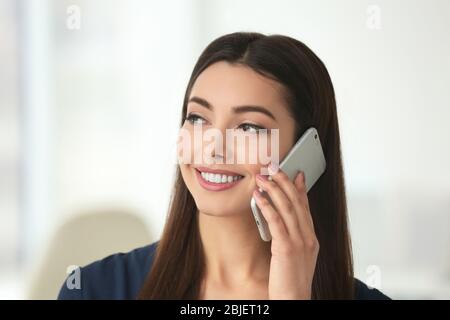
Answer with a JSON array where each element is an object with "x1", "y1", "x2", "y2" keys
[{"x1": 26, "y1": 209, "x2": 152, "y2": 299}]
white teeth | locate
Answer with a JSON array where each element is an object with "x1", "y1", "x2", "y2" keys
[{"x1": 199, "y1": 170, "x2": 242, "y2": 184}]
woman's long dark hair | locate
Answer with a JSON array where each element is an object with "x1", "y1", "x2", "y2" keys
[{"x1": 138, "y1": 32, "x2": 354, "y2": 299}]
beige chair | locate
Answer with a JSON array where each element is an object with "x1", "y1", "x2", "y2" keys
[{"x1": 26, "y1": 209, "x2": 153, "y2": 299}]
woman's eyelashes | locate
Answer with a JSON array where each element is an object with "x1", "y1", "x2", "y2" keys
[
  {"x1": 237, "y1": 123, "x2": 267, "y2": 134},
  {"x1": 185, "y1": 113, "x2": 207, "y2": 125},
  {"x1": 185, "y1": 113, "x2": 268, "y2": 133}
]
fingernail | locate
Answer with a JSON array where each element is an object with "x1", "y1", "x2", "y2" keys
[
  {"x1": 295, "y1": 171, "x2": 302, "y2": 182},
  {"x1": 268, "y1": 163, "x2": 279, "y2": 175},
  {"x1": 256, "y1": 174, "x2": 267, "y2": 181}
]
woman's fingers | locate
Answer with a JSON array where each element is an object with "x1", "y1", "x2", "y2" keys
[
  {"x1": 293, "y1": 172, "x2": 315, "y2": 230},
  {"x1": 268, "y1": 167, "x2": 307, "y2": 213},
  {"x1": 293, "y1": 172, "x2": 310, "y2": 212},
  {"x1": 255, "y1": 174, "x2": 300, "y2": 238},
  {"x1": 263, "y1": 166, "x2": 316, "y2": 243},
  {"x1": 253, "y1": 189, "x2": 289, "y2": 242}
]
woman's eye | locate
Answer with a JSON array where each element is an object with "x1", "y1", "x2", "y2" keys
[
  {"x1": 238, "y1": 123, "x2": 266, "y2": 134},
  {"x1": 185, "y1": 113, "x2": 206, "y2": 125}
]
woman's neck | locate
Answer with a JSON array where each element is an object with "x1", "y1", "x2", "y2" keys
[{"x1": 197, "y1": 209, "x2": 271, "y2": 288}]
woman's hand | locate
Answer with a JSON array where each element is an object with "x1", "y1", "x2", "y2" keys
[{"x1": 254, "y1": 164, "x2": 319, "y2": 300}]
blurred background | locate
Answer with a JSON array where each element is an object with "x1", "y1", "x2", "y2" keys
[{"x1": 0, "y1": 0, "x2": 449, "y2": 299}]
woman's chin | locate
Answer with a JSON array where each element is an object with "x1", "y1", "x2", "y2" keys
[{"x1": 196, "y1": 205, "x2": 246, "y2": 218}]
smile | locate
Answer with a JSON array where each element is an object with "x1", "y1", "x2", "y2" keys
[{"x1": 194, "y1": 167, "x2": 244, "y2": 191}]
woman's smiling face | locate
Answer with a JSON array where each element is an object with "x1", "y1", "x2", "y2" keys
[{"x1": 179, "y1": 61, "x2": 297, "y2": 216}]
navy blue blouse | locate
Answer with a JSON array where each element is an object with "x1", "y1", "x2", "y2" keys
[{"x1": 57, "y1": 241, "x2": 390, "y2": 300}]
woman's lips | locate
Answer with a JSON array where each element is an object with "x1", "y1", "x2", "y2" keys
[
  {"x1": 194, "y1": 167, "x2": 243, "y2": 191},
  {"x1": 195, "y1": 166, "x2": 243, "y2": 176}
]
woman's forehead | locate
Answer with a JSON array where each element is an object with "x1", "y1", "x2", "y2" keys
[{"x1": 189, "y1": 61, "x2": 287, "y2": 111}]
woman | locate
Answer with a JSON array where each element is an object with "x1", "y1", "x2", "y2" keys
[{"x1": 58, "y1": 32, "x2": 389, "y2": 300}]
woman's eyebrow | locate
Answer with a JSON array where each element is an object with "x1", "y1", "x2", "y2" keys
[
  {"x1": 188, "y1": 96, "x2": 212, "y2": 109},
  {"x1": 232, "y1": 105, "x2": 276, "y2": 120},
  {"x1": 188, "y1": 96, "x2": 276, "y2": 120}
]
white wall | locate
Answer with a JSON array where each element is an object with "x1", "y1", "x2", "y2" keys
[{"x1": 51, "y1": 0, "x2": 202, "y2": 246}]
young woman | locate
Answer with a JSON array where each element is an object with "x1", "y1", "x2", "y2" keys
[{"x1": 58, "y1": 32, "x2": 389, "y2": 300}]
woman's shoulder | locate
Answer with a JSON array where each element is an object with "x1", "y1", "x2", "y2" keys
[
  {"x1": 354, "y1": 278, "x2": 391, "y2": 300},
  {"x1": 57, "y1": 241, "x2": 159, "y2": 300}
]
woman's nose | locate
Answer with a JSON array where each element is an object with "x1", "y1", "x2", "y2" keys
[{"x1": 206, "y1": 125, "x2": 232, "y2": 164}]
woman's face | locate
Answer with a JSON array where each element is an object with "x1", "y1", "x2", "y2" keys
[{"x1": 179, "y1": 61, "x2": 297, "y2": 216}]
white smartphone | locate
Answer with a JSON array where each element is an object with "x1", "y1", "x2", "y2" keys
[{"x1": 250, "y1": 127, "x2": 326, "y2": 241}]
